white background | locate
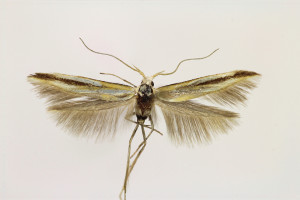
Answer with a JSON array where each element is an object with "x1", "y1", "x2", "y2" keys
[{"x1": 1, "y1": 1, "x2": 300, "y2": 200}]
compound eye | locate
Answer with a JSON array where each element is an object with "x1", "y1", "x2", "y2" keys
[{"x1": 151, "y1": 81, "x2": 154, "y2": 86}]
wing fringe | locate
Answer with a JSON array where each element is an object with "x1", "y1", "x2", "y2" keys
[
  {"x1": 155, "y1": 100, "x2": 239, "y2": 145},
  {"x1": 49, "y1": 99, "x2": 135, "y2": 139},
  {"x1": 202, "y1": 74, "x2": 260, "y2": 106}
]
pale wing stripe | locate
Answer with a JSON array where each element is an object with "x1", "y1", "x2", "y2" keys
[
  {"x1": 51, "y1": 73, "x2": 104, "y2": 86},
  {"x1": 69, "y1": 89, "x2": 134, "y2": 95}
]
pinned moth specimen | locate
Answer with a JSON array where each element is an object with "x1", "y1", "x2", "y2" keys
[{"x1": 28, "y1": 38, "x2": 260, "y2": 200}]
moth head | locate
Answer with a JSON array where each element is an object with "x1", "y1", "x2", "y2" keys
[{"x1": 138, "y1": 77, "x2": 154, "y2": 97}]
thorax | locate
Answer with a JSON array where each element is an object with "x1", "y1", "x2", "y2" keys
[{"x1": 135, "y1": 82, "x2": 155, "y2": 122}]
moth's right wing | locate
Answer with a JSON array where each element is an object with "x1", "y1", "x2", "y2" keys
[
  {"x1": 28, "y1": 73, "x2": 136, "y2": 139},
  {"x1": 154, "y1": 70, "x2": 261, "y2": 145}
]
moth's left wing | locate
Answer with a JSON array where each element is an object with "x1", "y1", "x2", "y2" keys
[
  {"x1": 156, "y1": 70, "x2": 260, "y2": 106},
  {"x1": 28, "y1": 73, "x2": 136, "y2": 138}
]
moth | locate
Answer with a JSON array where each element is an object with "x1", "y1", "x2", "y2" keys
[{"x1": 28, "y1": 38, "x2": 260, "y2": 200}]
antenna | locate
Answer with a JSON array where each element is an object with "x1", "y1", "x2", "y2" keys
[
  {"x1": 79, "y1": 38, "x2": 146, "y2": 78},
  {"x1": 152, "y1": 48, "x2": 219, "y2": 78}
]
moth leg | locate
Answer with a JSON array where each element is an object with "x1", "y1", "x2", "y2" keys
[
  {"x1": 128, "y1": 124, "x2": 147, "y2": 175},
  {"x1": 130, "y1": 116, "x2": 155, "y2": 159},
  {"x1": 119, "y1": 123, "x2": 139, "y2": 200},
  {"x1": 144, "y1": 125, "x2": 163, "y2": 135},
  {"x1": 125, "y1": 115, "x2": 163, "y2": 136}
]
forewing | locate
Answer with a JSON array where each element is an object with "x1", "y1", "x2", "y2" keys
[
  {"x1": 28, "y1": 73, "x2": 135, "y2": 103},
  {"x1": 155, "y1": 100, "x2": 239, "y2": 145},
  {"x1": 28, "y1": 73, "x2": 136, "y2": 138},
  {"x1": 156, "y1": 70, "x2": 260, "y2": 106}
]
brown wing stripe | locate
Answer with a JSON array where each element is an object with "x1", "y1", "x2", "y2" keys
[
  {"x1": 29, "y1": 73, "x2": 91, "y2": 86},
  {"x1": 196, "y1": 71, "x2": 259, "y2": 86}
]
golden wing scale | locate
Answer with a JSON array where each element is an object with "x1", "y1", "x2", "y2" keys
[{"x1": 28, "y1": 38, "x2": 260, "y2": 200}]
